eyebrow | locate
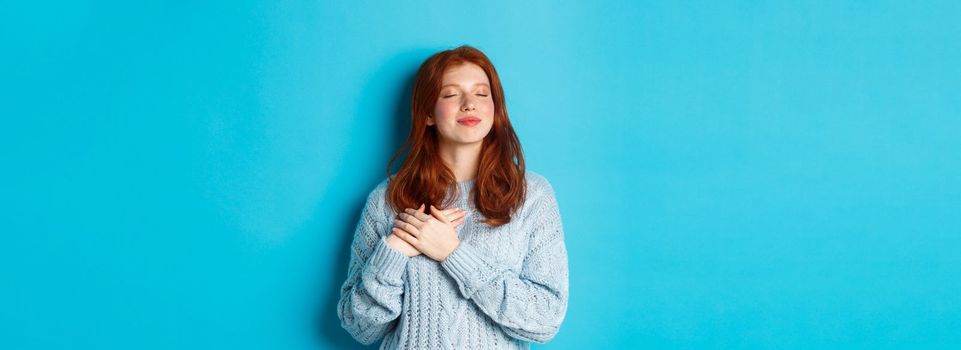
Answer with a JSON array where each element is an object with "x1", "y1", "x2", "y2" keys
[{"x1": 441, "y1": 83, "x2": 490, "y2": 89}]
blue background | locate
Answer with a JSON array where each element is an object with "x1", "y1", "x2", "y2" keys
[{"x1": 2, "y1": 1, "x2": 959, "y2": 349}]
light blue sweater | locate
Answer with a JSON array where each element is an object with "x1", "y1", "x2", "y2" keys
[{"x1": 337, "y1": 171, "x2": 569, "y2": 349}]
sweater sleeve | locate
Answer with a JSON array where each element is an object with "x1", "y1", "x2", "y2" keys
[
  {"x1": 440, "y1": 180, "x2": 569, "y2": 344},
  {"x1": 337, "y1": 184, "x2": 410, "y2": 345}
]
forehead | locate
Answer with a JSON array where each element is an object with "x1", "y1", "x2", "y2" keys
[{"x1": 441, "y1": 63, "x2": 490, "y2": 87}]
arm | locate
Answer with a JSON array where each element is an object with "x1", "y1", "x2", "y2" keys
[
  {"x1": 440, "y1": 183, "x2": 569, "y2": 343},
  {"x1": 337, "y1": 186, "x2": 410, "y2": 345}
]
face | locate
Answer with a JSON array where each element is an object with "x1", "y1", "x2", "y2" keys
[{"x1": 427, "y1": 63, "x2": 495, "y2": 146}]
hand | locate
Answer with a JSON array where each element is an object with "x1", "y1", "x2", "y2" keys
[
  {"x1": 385, "y1": 204, "x2": 428, "y2": 257},
  {"x1": 392, "y1": 204, "x2": 467, "y2": 261},
  {"x1": 386, "y1": 204, "x2": 462, "y2": 257},
  {"x1": 386, "y1": 232, "x2": 421, "y2": 257}
]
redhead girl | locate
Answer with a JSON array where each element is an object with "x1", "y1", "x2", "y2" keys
[{"x1": 338, "y1": 45, "x2": 569, "y2": 349}]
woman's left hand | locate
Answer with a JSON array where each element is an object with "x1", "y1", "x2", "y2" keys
[{"x1": 392, "y1": 204, "x2": 465, "y2": 261}]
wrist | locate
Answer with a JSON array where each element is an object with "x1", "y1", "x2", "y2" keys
[{"x1": 442, "y1": 240, "x2": 461, "y2": 261}]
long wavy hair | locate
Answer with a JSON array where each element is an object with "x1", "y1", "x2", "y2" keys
[{"x1": 386, "y1": 45, "x2": 526, "y2": 227}]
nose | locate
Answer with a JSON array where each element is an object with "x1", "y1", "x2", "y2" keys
[{"x1": 461, "y1": 101, "x2": 476, "y2": 112}]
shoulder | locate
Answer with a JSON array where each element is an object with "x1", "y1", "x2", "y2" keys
[
  {"x1": 362, "y1": 176, "x2": 394, "y2": 217},
  {"x1": 370, "y1": 176, "x2": 391, "y2": 198},
  {"x1": 524, "y1": 170, "x2": 557, "y2": 203},
  {"x1": 519, "y1": 171, "x2": 564, "y2": 237},
  {"x1": 520, "y1": 170, "x2": 561, "y2": 222}
]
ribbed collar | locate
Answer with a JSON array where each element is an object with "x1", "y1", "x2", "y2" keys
[{"x1": 456, "y1": 178, "x2": 475, "y2": 193}]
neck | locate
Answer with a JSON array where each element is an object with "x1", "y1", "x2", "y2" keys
[{"x1": 438, "y1": 140, "x2": 482, "y2": 182}]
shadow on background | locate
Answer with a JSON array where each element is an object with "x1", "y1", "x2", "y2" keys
[{"x1": 311, "y1": 48, "x2": 434, "y2": 349}]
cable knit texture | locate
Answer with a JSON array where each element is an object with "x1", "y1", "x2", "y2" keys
[{"x1": 337, "y1": 171, "x2": 569, "y2": 349}]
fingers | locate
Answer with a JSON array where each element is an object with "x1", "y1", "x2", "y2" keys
[
  {"x1": 400, "y1": 204, "x2": 467, "y2": 229},
  {"x1": 434, "y1": 206, "x2": 467, "y2": 225},
  {"x1": 448, "y1": 209, "x2": 467, "y2": 223},
  {"x1": 393, "y1": 218, "x2": 420, "y2": 235},
  {"x1": 427, "y1": 205, "x2": 459, "y2": 218},
  {"x1": 391, "y1": 228, "x2": 418, "y2": 244},
  {"x1": 431, "y1": 205, "x2": 452, "y2": 223},
  {"x1": 405, "y1": 207, "x2": 432, "y2": 222},
  {"x1": 398, "y1": 209, "x2": 426, "y2": 229},
  {"x1": 438, "y1": 207, "x2": 459, "y2": 215}
]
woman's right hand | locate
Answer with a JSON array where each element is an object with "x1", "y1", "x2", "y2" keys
[{"x1": 386, "y1": 204, "x2": 465, "y2": 257}]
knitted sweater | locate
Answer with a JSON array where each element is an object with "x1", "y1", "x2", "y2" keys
[{"x1": 337, "y1": 171, "x2": 569, "y2": 349}]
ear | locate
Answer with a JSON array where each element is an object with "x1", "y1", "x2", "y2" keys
[{"x1": 426, "y1": 114, "x2": 435, "y2": 126}]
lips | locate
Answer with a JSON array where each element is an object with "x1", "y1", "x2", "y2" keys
[{"x1": 457, "y1": 116, "x2": 481, "y2": 126}]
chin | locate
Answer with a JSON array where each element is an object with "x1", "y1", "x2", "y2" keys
[
  {"x1": 457, "y1": 138, "x2": 486, "y2": 145},
  {"x1": 445, "y1": 136, "x2": 486, "y2": 146},
  {"x1": 440, "y1": 128, "x2": 492, "y2": 145}
]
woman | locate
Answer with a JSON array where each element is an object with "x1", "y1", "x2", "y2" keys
[{"x1": 337, "y1": 45, "x2": 569, "y2": 349}]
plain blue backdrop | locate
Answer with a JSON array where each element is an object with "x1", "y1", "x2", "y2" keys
[{"x1": 2, "y1": 1, "x2": 959, "y2": 349}]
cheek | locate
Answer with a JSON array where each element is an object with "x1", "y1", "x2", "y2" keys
[
  {"x1": 480, "y1": 100, "x2": 496, "y2": 116},
  {"x1": 434, "y1": 100, "x2": 459, "y2": 117}
]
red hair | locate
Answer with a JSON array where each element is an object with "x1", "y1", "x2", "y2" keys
[{"x1": 385, "y1": 45, "x2": 526, "y2": 227}]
